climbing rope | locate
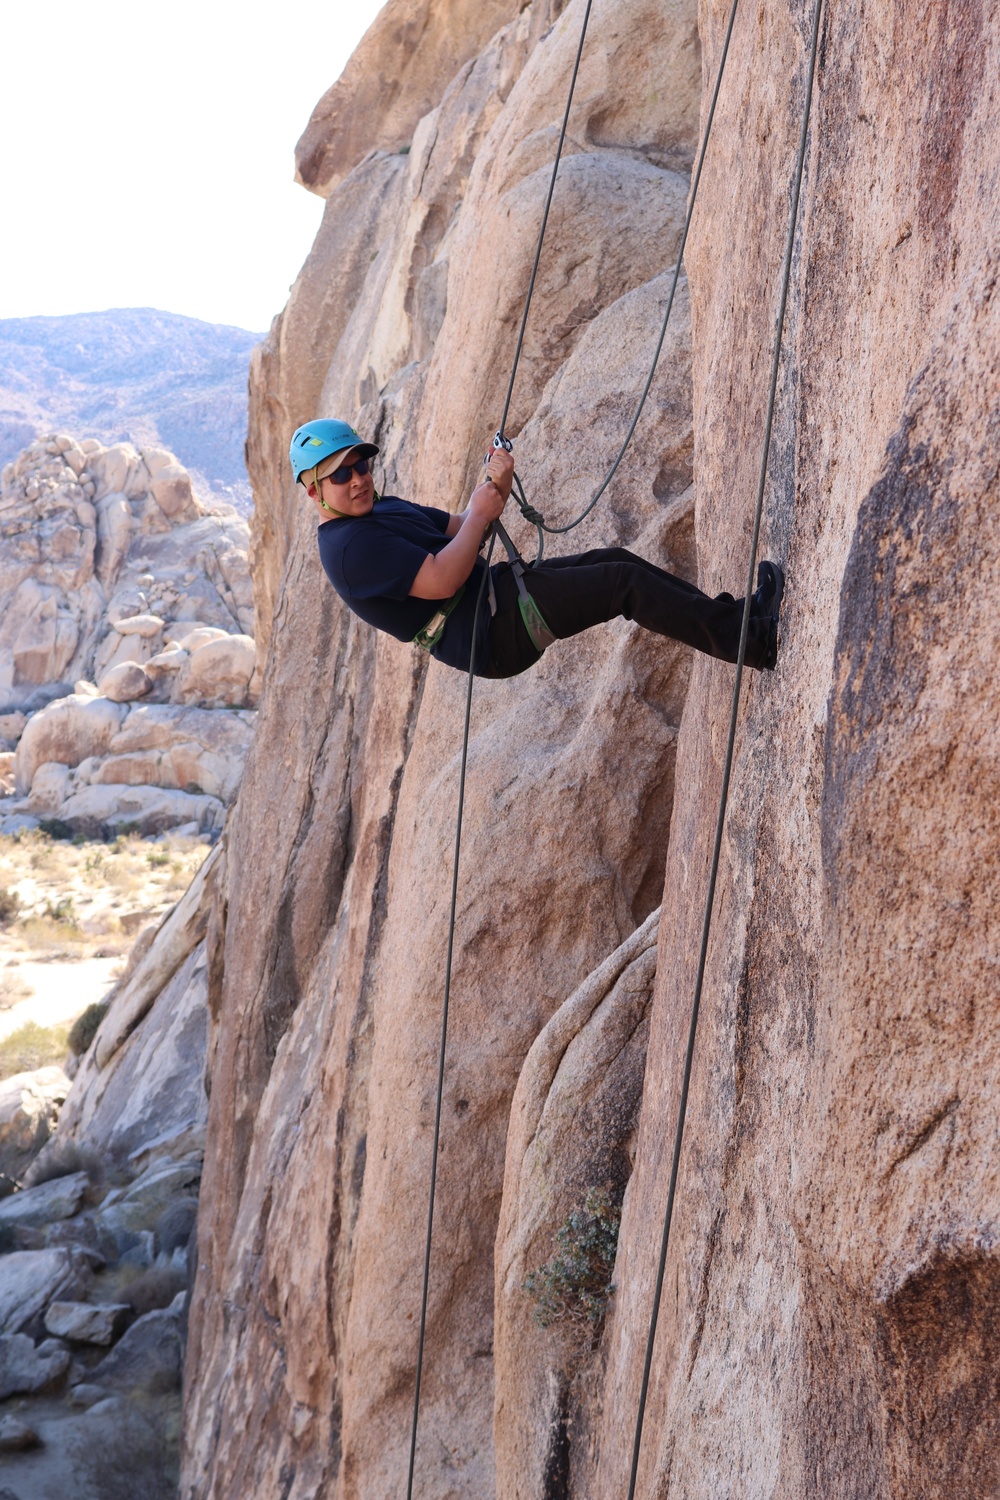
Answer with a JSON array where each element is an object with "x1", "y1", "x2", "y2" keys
[
  {"x1": 406, "y1": 0, "x2": 600, "y2": 1485},
  {"x1": 624, "y1": 1, "x2": 825, "y2": 1494},
  {"x1": 407, "y1": 0, "x2": 754, "y2": 1485},
  {"x1": 405, "y1": 533, "x2": 496, "y2": 1500},
  {"x1": 508, "y1": 0, "x2": 743, "y2": 549}
]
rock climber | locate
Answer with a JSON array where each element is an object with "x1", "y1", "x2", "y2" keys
[{"x1": 289, "y1": 418, "x2": 784, "y2": 677}]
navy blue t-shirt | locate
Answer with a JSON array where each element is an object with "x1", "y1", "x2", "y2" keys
[{"x1": 316, "y1": 495, "x2": 490, "y2": 671}]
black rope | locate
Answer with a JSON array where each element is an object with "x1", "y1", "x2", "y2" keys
[
  {"x1": 405, "y1": 533, "x2": 497, "y2": 1500},
  {"x1": 518, "y1": 0, "x2": 741, "y2": 542},
  {"x1": 624, "y1": 1, "x2": 824, "y2": 1494},
  {"x1": 407, "y1": 2, "x2": 599, "y2": 1486},
  {"x1": 498, "y1": 0, "x2": 596, "y2": 439}
]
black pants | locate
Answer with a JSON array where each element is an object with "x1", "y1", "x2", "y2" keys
[{"x1": 479, "y1": 548, "x2": 771, "y2": 679}]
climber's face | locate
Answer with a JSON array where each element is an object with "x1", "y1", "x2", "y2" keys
[{"x1": 310, "y1": 447, "x2": 376, "y2": 519}]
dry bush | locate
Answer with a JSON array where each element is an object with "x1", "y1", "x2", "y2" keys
[
  {"x1": 0, "y1": 886, "x2": 21, "y2": 924},
  {"x1": 27, "y1": 1138, "x2": 103, "y2": 1188},
  {"x1": 125, "y1": 1264, "x2": 188, "y2": 1317},
  {"x1": 0, "y1": 1020, "x2": 72, "y2": 1080},
  {"x1": 68, "y1": 1000, "x2": 109, "y2": 1057},
  {"x1": 20, "y1": 914, "x2": 86, "y2": 951},
  {"x1": 0, "y1": 967, "x2": 31, "y2": 1008}
]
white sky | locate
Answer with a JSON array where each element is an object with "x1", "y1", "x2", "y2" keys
[{"x1": 0, "y1": 0, "x2": 387, "y2": 333}]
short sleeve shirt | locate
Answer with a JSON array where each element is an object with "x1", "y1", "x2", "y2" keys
[{"x1": 316, "y1": 495, "x2": 490, "y2": 671}]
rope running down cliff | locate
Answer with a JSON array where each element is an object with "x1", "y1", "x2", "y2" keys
[
  {"x1": 625, "y1": 0, "x2": 825, "y2": 1493},
  {"x1": 505, "y1": 0, "x2": 743, "y2": 551},
  {"x1": 405, "y1": 3, "x2": 742, "y2": 1491}
]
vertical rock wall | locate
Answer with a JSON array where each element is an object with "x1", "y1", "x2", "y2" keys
[
  {"x1": 588, "y1": 1, "x2": 1000, "y2": 1496},
  {"x1": 185, "y1": 0, "x2": 701, "y2": 1495},
  {"x1": 181, "y1": 0, "x2": 1000, "y2": 1495}
]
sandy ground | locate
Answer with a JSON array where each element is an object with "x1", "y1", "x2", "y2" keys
[
  {"x1": 0, "y1": 831, "x2": 210, "y2": 1051},
  {"x1": 0, "y1": 956, "x2": 123, "y2": 1041}
]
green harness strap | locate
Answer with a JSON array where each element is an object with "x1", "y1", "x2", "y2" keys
[
  {"x1": 492, "y1": 521, "x2": 557, "y2": 654},
  {"x1": 411, "y1": 522, "x2": 556, "y2": 656},
  {"x1": 412, "y1": 583, "x2": 466, "y2": 651}
]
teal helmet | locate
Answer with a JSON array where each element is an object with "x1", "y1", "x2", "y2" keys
[{"x1": 289, "y1": 418, "x2": 380, "y2": 484}]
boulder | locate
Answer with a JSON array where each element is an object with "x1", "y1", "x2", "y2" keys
[
  {"x1": 92, "y1": 703, "x2": 256, "y2": 803},
  {"x1": 0, "y1": 1414, "x2": 42, "y2": 1450},
  {"x1": 0, "y1": 1249, "x2": 81, "y2": 1334},
  {"x1": 0, "y1": 1172, "x2": 90, "y2": 1231},
  {"x1": 14, "y1": 693, "x2": 123, "y2": 794},
  {"x1": 112, "y1": 613, "x2": 164, "y2": 638},
  {"x1": 27, "y1": 759, "x2": 71, "y2": 814},
  {"x1": 170, "y1": 633, "x2": 255, "y2": 708},
  {"x1": 0, "y1": 1067, "x2": 70, "y2": 1186},
  {"x1": 0, "y1": 710, "x2": 27, "y2": 747},
  {"x1": 144, "y1": 646, "x2": 188, "y2": 681},
  {"x1": 89, "y1": 1299, "x2": 184, "y2": 1395},
  {"x1": 149, "y1": 465, "x2": 200, "y2": 523},
  {"x1": 94, "y1": 493, "x2": 132, "y2": 589},
  {"x1": 44, "y1": 1301, "x2": 131, "y2": 1346},
  {"x1": 97, "y1": 661, "x2": 153, "y2": 703},
  {"x1": 0, "y1": 1333, "x2": 70, "y2": 1399},
  {"x1": 53, "y1": 782, "x2": 225, "y2": 838},
  {"x1": 165, "y1": 625, "x2": 228, "y2": 652}
]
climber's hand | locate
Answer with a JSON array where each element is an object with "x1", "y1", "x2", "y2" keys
[{"x1": 483, "y1": 446, "x2": 514, "y2": 502}]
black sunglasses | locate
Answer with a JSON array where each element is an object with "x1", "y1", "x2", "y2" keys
[{"x1": 322, "y1": 457, "x2": 371, "y2": 486}]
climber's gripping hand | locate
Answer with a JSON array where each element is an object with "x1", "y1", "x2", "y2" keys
[{"x1": 470, "y1": 446, "x2": 514, "y2": 525}]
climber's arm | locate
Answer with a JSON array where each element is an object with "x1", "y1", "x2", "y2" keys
[
  {"x1": 442, "y1": 448, "x2": 515, "y2": 536},
  {"x1": 410, "y1": 450, "x2": 514, "y2": 598}
]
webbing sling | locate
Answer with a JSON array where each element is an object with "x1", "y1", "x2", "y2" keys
[
  {"x1": 412, "y1": 583, "x2": 466, "y2": 652},
  {"x1": 413, "y1": 523, "x2": 555, "y2": 657},
  {"x1": 491, "y1": 520, "x2": 557, "y2": 653}
]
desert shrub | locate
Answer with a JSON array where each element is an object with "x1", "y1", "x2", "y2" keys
[
  {"x1": 0, "y1": 1020, "x2": 72, "y2": 1081},
  {"x1": 0, "y1": 886, "x2": 20, "y2": 924},
  {"x1": 27, "y1": 1138, "x2": 103, "y2": 1188},
  {"x1": 68, "y1": 1001, "x2": 109, "y2": 1057},
  {"x1": 125, "y1": 1264, "x2": 188, "y2": 1317},
  {"x1": 44, "y1": 894, "x2": 77, "y2": 922},
  {"x1": 38, "y1": 817, "x2": 74, "y2": 840},
  {"x1": 0, "y1": 968, "x2": 31, "y2": 1008},
  {"x1": 523, "y1": 1187, "x2": 622, "y2": 1330},
  {"x1": 20, "y1": 914, "x2": 85, "y2": 949}
]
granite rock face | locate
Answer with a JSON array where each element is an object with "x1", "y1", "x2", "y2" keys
[
  {"x1": 0, "y1": 434, "x2": 258, "y2": 833},
  {"x1": 176, "y1": 0, "x2": 1000, "y2": 1496}
]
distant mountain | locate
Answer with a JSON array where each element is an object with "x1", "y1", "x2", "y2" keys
[{"x1": 0, "y1": 309, "x2": 263, "y2": 513}]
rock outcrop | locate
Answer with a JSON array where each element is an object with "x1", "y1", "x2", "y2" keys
[
  {"x1": 0, "y1": 434, "x2": 257, "y2": 834},
  {"x1": 0, "y1": 308, "x2": 259, "y2": 512}
]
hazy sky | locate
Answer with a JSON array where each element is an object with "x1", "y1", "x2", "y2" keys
[{"x1": 0, "y1": 0, "x2": 386, "y2": 333}]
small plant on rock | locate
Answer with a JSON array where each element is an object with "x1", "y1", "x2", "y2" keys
[
  {"x1": 68, "y1": 1000, "x2": 109, "y2": 1057},
  {"x1": 0, "y1": 886, "x2": 21, "y2": 924},
  {"x1": 44, "y1": 894, "x2": 77, "y2": 923},
  {"x1": 523, "y1": 1186, "x2": 622, "y2": 1331}
]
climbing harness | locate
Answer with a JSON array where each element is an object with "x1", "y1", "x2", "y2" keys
[
  {"x1": 412, "y1": 583, "x2": 467, "y2": 652},
  {"x1": 624, "y1": 0, "x2": 825, "y2": 1493},
  {"x1": 490, "y1": 520, "x2": 558, "y2": 654}
]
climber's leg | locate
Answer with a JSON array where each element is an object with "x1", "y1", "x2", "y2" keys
[
  {"x1": 480, "y1": 550, "x2": 780, "y2": 678},
  {"x1": 526, "y1": 549, "x2": 777, "y2": 665}
]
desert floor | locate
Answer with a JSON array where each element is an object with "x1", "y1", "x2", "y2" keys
[{"x1": 0, "y1": 830, "x2": 210, "y2": 1076}]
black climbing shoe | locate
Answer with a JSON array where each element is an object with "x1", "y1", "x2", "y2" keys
[
  {"x1": 750, "y1": 560, "x2": 785, "y2": 620},
  {"x1": 746, "y1": 561, "x2": 783, "y2": 670}
]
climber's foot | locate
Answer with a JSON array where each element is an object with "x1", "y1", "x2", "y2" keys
[
  {"x1": 744, "y1": 562, "x2": 783, "y2": 671},
  {"x1": 750, "y1": 560, "x2": 784, "y2": 620}
]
